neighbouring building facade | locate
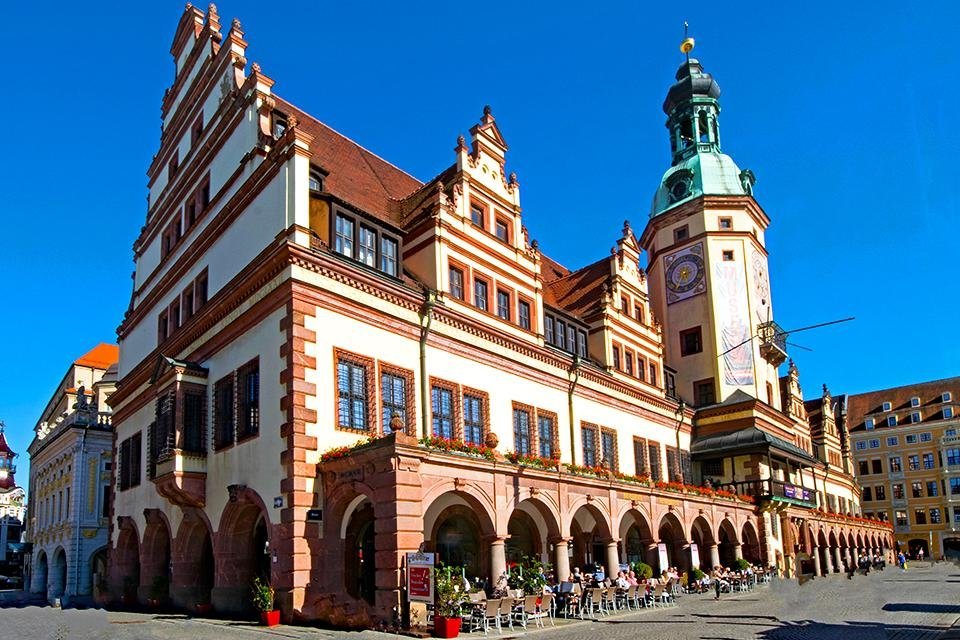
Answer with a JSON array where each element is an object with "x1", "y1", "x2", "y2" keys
[
  {"x1": 107, "y1": 5, "x2": 891, "y2": 626},
  {"x1": 0, "y1": 423, "x2": 27, "y2": 585},
  {"x1": 27, "y1": 343, "x2": 118, "y2": 602},
  {"x1": 846, "y1": 376, "x2": 960, "y2": 560}
]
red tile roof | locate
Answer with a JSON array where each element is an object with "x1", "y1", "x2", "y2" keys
[
  {"x1": 542, "y1": 257, "x2": 610, "y2": 319},
  {"x1": 75, "y1": 343, "x2": 119, "y2": 370},
  {"x1": 846, "y1": 376, "x2": 960, "y2": 433},
  {"x1": 274, "y1": 97, "x2": 422, "y2": 226}
]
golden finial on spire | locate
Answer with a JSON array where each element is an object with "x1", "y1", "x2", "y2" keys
[{"x1": 680, "y1": 21, "x2": 695, "y2": 58}]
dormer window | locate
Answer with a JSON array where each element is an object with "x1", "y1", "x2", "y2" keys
[
  {"x1": 273, "y1": 115, "x2": 287, "y2": 139},
  {"x1": 887, "y1": 415, "x2": 897, "y2": 427},
  {"x1": 946, "y1": 407, "x2": 955, "y2": 419},
  {"x1": 865, "y1": 418, "x2": 875, "y2": 430},
  {"x1": 911, "y1": 411, "x2": 922, "y2": 423},
  {"x1": 911, "y1": 396, "x2": 920, "y2": 407},
  {"x1": 309, "y1": 172, "x2": 323, "y2": 192},
  {"x1": 882, "y1": 401, "x2": 892, "y2": 412},
  {"x1": 943, "y1": 392, "x2": 953, "y2": 403}
]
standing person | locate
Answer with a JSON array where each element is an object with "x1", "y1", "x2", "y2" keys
[
  {"x1": 712, "y1": 566, "x2": 722, "y2": 600},
  {"x1": 917, "y1": 547, "x2": 925, "y2": 562}
]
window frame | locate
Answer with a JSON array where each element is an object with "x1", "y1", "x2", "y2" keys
[
  {"x1": 429, "y1": 378, "x2": 459, "y2": 440},
  {"x1": 679, "y1": 326, "x2": 703, "y2": 356},
  {"x1": 449, "y1": 264, "x2": 465, "y2": 300},
  {"x1": 237, "y1": 357, "x2": 260, "y2": 441},
  {"x1": 379, "y1": 362, "x2": 415, "y2": 436},
  {"x1": 461, "y1": 387, "x2": 489, "y2": 446},
  {"x1": 473, "y1": 277, "x2": 489, "y2": 312},
  {"x1": 536, "y1": 409, "x2": 559, "y2": 461},
  {"x1": 494, "y1": 217, "x2": 510, "y2": 243},
  {"x1": 335, "y1": 350, "x2": 374, "y2": 434},
  {"x1": 213, "y1": 374, "x2": 235, "y2": 450},
  {"x1": 513, "y1": 403, "x2": 534, "y2": 456},
  {"x1": 581, "y1": 422, "x2": 599, "y2": 468}
]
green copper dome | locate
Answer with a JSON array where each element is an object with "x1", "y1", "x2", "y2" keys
[
  {"x1": 650, "y1": 151, "x2": 747, "y2": 217},
  {"x1": 650, "y1": 57, "x2": 755, "y2": 217}
]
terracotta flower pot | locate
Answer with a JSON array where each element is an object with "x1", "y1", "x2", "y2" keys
[
  {"x1": 261, "y1": 610, "x2": 281, "y2": 626},
  {"x1": 434, "y1": 615, "x2": 462, "y2": 638},
  {"x1": 195, "y1": 603, "x2": 213, "y2": 616}
]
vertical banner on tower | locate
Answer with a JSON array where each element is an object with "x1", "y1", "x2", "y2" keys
[
  {"x1": 713, "y1": 260, "x2": 755, "y2": 386},
  {"x1": 658, "y1": 543, "x2": 669, "y2": 571},
  {"x1": 406, "y1": 552, "x2": 435, "y2": 603},
  {"x1": 689, "y1": 542, "x2": 701, "y2": 569}
]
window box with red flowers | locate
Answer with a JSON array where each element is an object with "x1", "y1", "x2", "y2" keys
[{"x1": 420, "y1": 436, "x2": 497, "y2": 461}]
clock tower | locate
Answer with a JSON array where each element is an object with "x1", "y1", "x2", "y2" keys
[{"x1": 639, "y1": 52, "x2": 786, "y2": 409}]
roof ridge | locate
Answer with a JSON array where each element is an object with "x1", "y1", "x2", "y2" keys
[
  {"x1": 848, "y1": 374, "x2": 960, "y2": 398},
  {"x1": 275, "y1": 95, "x2": 423, "y2": 185}
]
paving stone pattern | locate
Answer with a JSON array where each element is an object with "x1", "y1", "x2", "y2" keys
[{"x1": 2, "y1": 563, "x2": 959, "y2": 639}]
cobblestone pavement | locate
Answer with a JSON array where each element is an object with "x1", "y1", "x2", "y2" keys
[{"x1": 3, "y1": 563, "x2": 959, "y2": 640}]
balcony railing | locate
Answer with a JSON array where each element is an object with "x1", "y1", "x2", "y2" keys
[
  {"x1": 724, "y1": 478, "x2": 819, "y2": 508},
  {"x1": 757, "y1": 321, "x2": 788, "y2": 366}
]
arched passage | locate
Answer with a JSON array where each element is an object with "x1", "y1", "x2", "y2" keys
[
  {"x1": 619, "y1": 509, "x2": 655, "y2": 569},
  {"x1": 344, "y1": 499, "x2": 376, "y2": 606},
  {"x1": 141, "y1": 511, "x2": 172, "y2": 604},
  {"x1": 33, "y1": 551, "x2": 48, "y2": 596},
  {"x1": 717, "y1": 519, "x2": 739, "y2": 568},
  {"x1": 90, "y1": 547, "x2": 108, "y2": 597},
  {"x1": 506, "y1": 510, "x2": 541, "y2": 563},
  {"x1": 423, "y1": 491, "x2": 496, "y2": 585},
  {"x1": 656, "y1": 512, "x2": 689, "y2": 574},
  {"x1": 740, "y1": 520, "x2": 762, "y2": 565},
  {"x1": 172, "y1": 511, "x2": 214, "y2": 611},
  {"x1": 817, "y1": 529, "x2": 830, "y2": 575},
  {"x1": 569, "y1": 503, "x2": 613, "y2": 576},
  {"x1": 50, "y1": 547, "x2": 67, "y2": 599},
  {"x1": 214, "y1": 496, "x2": 272, "y2": 616},
  {"x1": 690, "y1": 516, "x2": 716, "y2": 570},
  {"x1": 114, "y1": 520, "x2": 141, "y2": 603},
  {"x1": 908, "y1": 538, "x2": 929, "y2": 559}
]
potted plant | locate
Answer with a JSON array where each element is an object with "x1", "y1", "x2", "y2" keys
[
  {"x1": 433, "y1": 566, "x2": 467, "y2": 638},
  {"x1": 632, "y1": 561, "x2": 653, "y2": 580},
  {"x1": 195, "y1": 601, "x2": 213, "y2": 616},
  {"x1": 507, "y1": 556, "x2": 549, "y2": 596},
  {"x1": 147, "y1": 575, "x2": 168, "y2": 608},
  {"x1": 252, "y1": 576, "x2": 280, "y2": 627},
  {"x1": 733, "y1": 558, "x2": 750, "y2": 572}
]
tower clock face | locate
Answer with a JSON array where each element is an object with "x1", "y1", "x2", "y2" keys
[{"x1": 664, "y1": 243, "x2": 706, "y2": 304}]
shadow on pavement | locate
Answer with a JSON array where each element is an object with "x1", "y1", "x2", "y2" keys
[
  {"x1": 760, "y1": 619, "x2": 948, "y2": 640},
  {"x1": 883, "y1": 603, "x2": 960, "y2": 614}
]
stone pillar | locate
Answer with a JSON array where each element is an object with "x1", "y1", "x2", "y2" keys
[
  {"x1": 811, "y1": 545, "x2": 821, "y2": 577},
  {"x1": 605, "y1": 541, "x2": 621, "y2": 579},
  {"x1": 490, "y1": 538, "x2": 507, "y2": 583},
  {"x1": 833, "y1": 547, "x2": 843, "y2": 573},
  {"x1": 822, "y1": 546, "x2": 833, "y2": 575},
  {"x1": 552, "y1": 539, "x2": 571, "y2": 583},
  {"x1": 733, "y1": 543, "x2": 743, "y2": 561},
  {"x1": 708, "y1": 543, "x2": 720, "y2": 569},
  {"x1": 647, "y1": 543, "x2": 660, "y2": 572}
]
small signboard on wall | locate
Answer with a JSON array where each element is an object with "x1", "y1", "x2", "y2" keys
[
  {"x1": 658, "y1": 543, "x2": 669, "y2": 571},
  {"x1": 406, "y1": 552, "x2": 435, "y2": 603},
  {"x1": 689, "y1": 543, "x2": 700, "y2": 569}
]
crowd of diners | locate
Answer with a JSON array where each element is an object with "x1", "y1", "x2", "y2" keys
[{"x1": 453, "y1": 561, "x2": 775, "y2": 633}]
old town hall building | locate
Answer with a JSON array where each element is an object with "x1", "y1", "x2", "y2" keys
[{"x1": 107, "y1": 4, "x2": 891, "y2": 625}]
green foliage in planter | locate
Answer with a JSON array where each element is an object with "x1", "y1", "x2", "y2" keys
[
  {"x1": 434, "y1": 565, "x2": 468, "y2": 618},
  {"x1": 506, "y1": 556, "x2": 550, "y2": 595},
  {"x1": 689, "y1": 567, "x2": 705, "y2": 582},
  {"x1": 733, "y1": 558, "x2": 750, "y2": 571},
  {"x1": 632, "y1": 562, "x2": 653, "y2": 579},
  {"x1": 251, "y1": 576, "x2": 275, "y2": 612}
]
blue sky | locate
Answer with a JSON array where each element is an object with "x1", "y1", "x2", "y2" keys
[{"x1": 0, "y1": 1, "x2": 956, "y2": 488}]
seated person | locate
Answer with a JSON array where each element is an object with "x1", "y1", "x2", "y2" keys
[{"x1": 615, "y1": 571, "x2": 630, "y2": 589}]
